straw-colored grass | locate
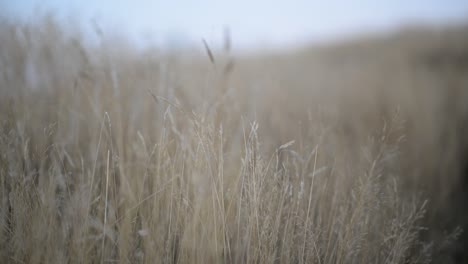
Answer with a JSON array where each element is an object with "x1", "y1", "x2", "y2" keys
[{"x1": 1, "y1": 17, "x2": 468, "y2": 263}]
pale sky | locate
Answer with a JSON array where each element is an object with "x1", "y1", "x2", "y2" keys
[{"x1": 2, "y1": 0, "x2": 468, "y2": 51}]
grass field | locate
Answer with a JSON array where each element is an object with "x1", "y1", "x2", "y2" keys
[{"x1": 1, "y1": 18, "x2": 468, "y2": 263}]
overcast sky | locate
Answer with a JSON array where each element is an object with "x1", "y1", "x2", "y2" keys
[{"x1": 2, "y1": 0, "x2": 468, "y2": 51}]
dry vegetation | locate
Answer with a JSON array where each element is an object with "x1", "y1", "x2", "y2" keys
[{"x1": 1, "y1": 17, "x2": 468, "y2": 263}]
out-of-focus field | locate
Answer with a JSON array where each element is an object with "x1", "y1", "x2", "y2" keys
[{"x1": 1, "y1": 18, "x2": 468, "y2": 263}]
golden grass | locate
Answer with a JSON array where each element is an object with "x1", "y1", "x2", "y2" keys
[{"x1": 1, "y1": 18, "x2": 468, "y2": 263}]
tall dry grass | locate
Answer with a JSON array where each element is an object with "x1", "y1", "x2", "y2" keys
[{"x1": 1, "y1": 17, "x2": 468, "y2": 263}]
